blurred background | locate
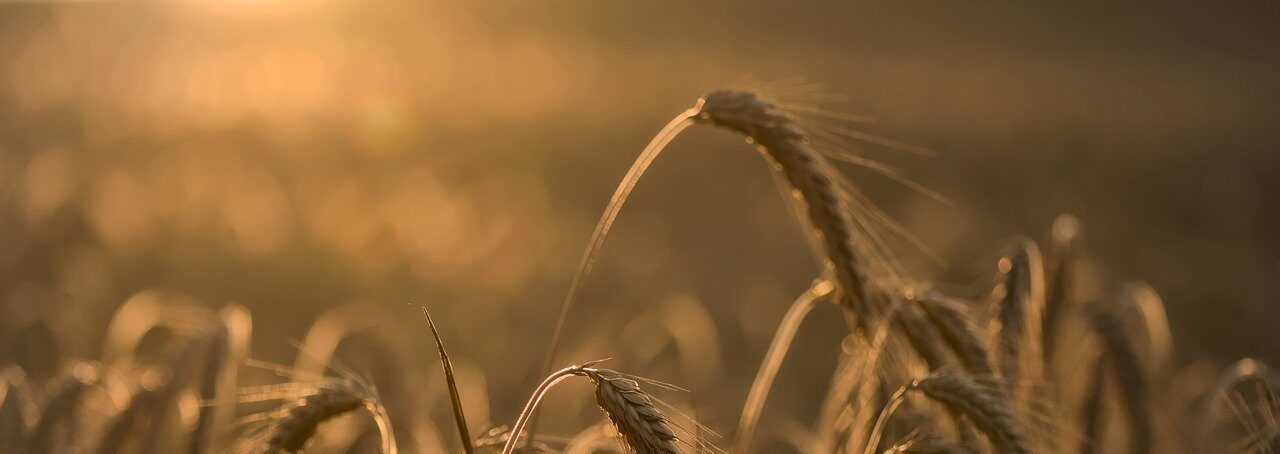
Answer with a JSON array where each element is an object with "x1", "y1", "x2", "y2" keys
[{"x1": 0, "y1": 0, "x2": 1277, "y2": 448}]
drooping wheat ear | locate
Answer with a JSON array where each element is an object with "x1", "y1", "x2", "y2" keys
[
  {"x1": 892, "y1": 303, "x2": 987, "y2": 449},
  {"x1": 1042, "y1": 214, "x2": 1080, "y2": 363},
  {"x1": 695, "y1": 88, "x2": 909, "y2": 334},
  {"x1": 1195, "y1": 358, "x2": 1278, "y2": 452},
  {"x1": 910, "y1": 294, "x2": 996, "y2": 450},
  {"x1": 2, "y1": 366, "x2": 31, "y2": 453},
  {"x1": 586, "y1": 369, "x2": 682, "y2": 454},
  {"x1": 915, "y1": 372, "x2": 1030, "y2": 454},
  {"x1": 95, "y1": 370, "x2": 169, "y2": 454},
  {"x1": 265, "y1": 384, "x2": 369, "y2": 453},
  {"x1": 187, "y1": 322, "x2": 229, "y2": 454},
  {"x1": 501, "y1": 364, "x2": 686, "y2": 454},
  {"x1": 990, "y1": 238, "x2": 1045, "y2": 393},
  {"x1": 1119, "y1": 282, "x2": 1173, "y2": 381},
  {"x1": 869, "y1": 372, "x2": 1030, "y2": 454},
  {"x1": 1087, "y1": 302, "x2": 1152, "y2": 454},
  {"x1": 23, "y1": 361, "x2": 99, "y2": 454},
  {"x1": 734, "y1": 277, "x2": 833, "y2": 454},
  {"x1": 898, "y1": 305, "x2": 949, "y2": 371},
  {"x1": 916, "y1": 294, "x2": 994, "y2": 378}
]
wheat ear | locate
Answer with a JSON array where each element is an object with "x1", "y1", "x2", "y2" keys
[
  {"x1": 867, "y1": 372, "x2": 1029, "y2": 454},
  {"x1": 1041, "y1": 214, "x2": 1080, "y2": 364},
  {"x1": 695, "y1": 88, "x2": 908, "y2": 334},
  {"x1": 23, "y1": 362, "x2": 99, "y2": 454},
  {"x1": 734, "y1": 277, "x2": 833, "y2": 453},
  {"x1": 1195, "y1": 358, "x2": 1277, "y2": 451},
  {"x1": 188, "y1": 322, "x2": 229, "y2": 454},
  {"x1": 502, "y1": 364, "x2": 684, "y2": 454},
  {"x1": 2, "y1": 367, "x2": 30, "y2": 453},
  {"x1": 502, "y1": 362, "x2": 601, "y2": 454},
  {"x1": 1087, "y1": 302, "x2": 1153, "y2": 454},
  {"x1": 916, "y1": 294, "x2": 994, "y2": 378},
  {"x1": 265, "y1": 384, "x2": 366, "y2": 453},
  {"x1": 586, "y1": 369, "x2": 682, "y2": 454},
  {"x1": 991, "y1": 238, "x2": 1045, "y2": 391},
  {"x1": 95, "y1": 374, "x2": 166, "y2": 454},
  {"x1": 1119, "y1": 282, "x2": 1173, "y2": 381}
]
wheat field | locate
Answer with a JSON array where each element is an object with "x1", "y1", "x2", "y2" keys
[{"x1": 0, "y1": 1, "x2": 1278, "y2": 453}]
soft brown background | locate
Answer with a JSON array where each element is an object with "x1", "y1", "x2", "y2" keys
[{"x1": 1, "y1": 0, "x2": 1277, "y2": 445}]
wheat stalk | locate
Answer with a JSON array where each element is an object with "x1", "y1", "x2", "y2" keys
[
  {"x1": 502, "y1": 362, "x2": 602, "y2": 454},
  {"x1": 1086, "y1": 302, "x2": 1152, "y2": 454},
  {"x1": 733, "y1": 277, "x2": 833, "y2": 453},
  {"x1": 474, "y1": 425, "x2": 553, "y2": 453},
  {"x1": 814, "y1": 300, "x2": 905, "y2": 452},
  {"x1": 882, "y1": 431, "x2": 978, "y2": 454}
]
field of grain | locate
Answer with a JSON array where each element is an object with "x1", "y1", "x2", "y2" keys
[{"x1": 0, "y1": 1, "x2": 1278, "y2": 453}]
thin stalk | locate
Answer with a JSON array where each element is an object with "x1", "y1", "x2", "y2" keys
[
  {"x1": 529, "y1": 110, "x2": 697, "y2": 444},
  {"x1": 502, "y1": 364, "x2": 592, "y2": 454},
  {"x1": 863, "y1": 385, "x2": 912, "y2": 454},
  {"x1": 733, "y1": 278, "x2": 832, "y2": 453}
]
